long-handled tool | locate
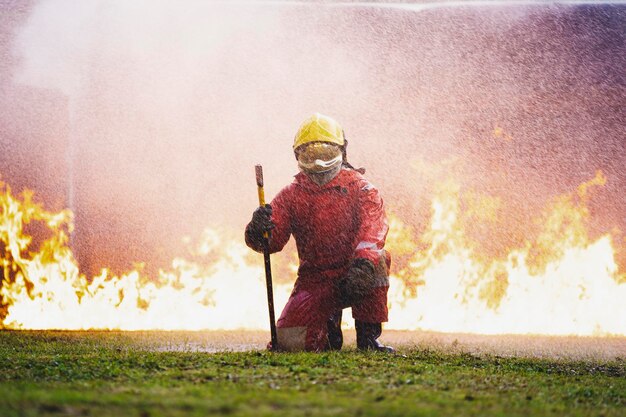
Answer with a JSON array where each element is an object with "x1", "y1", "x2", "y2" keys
[{"x1": 255, "y1": 164, "x2": 278, "y2": 350}]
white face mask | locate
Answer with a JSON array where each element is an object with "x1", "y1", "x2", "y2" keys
[
  {"x1": 302, "y1": 163, "x2": 342, "y2": 186},
  {"x1": 296, "y1": 142, "x2": 342, "y2": 174},
  {"x1": 297, "y1": 154, "x2": 343, "y2": 174}
]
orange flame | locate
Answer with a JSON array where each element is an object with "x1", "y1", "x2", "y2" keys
[
  {"x1": 0, "y1": 178, "x2": 292, "y2": 330},
  {"x1": 0, "y1": 172, "x2": 624, "y2": 335},
  {"x1": 387, "y1": 171, "x2": 625, "y2": 335}
]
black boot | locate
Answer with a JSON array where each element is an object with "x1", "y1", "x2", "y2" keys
[
  {"x1": 355, "y1": 320, "x2": 395, "y2": 353},
  {"x1": 326, "y1": 311, "x2": 343, "y2": 350}
]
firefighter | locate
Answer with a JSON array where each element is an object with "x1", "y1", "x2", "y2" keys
[{"x1": 245, "y1": 113, "x2": 393, "y2": 352}]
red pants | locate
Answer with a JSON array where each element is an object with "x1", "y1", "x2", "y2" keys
[{"x1": 275, "y1": 277, "x2": 389, "y2": 352}]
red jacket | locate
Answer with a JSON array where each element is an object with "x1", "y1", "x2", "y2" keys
[{"x1": 246, "y1": 168, "x2": 391, "y2": 284}]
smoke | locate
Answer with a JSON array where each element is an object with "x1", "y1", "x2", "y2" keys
[{"x1": 1, "y1": 0, "x2": 624, "y2": 275}]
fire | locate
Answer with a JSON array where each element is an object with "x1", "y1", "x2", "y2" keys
[
  {"x1": 0, "y1": 178, "x2": 291, "y2": 330},
  {"x1": 1, "y1": 172, "x2": 624, "y2": 335},
  {"x1": 387, "y1": 171, "x2": 625, "y2": 335}
]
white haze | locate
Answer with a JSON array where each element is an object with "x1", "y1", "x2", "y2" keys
[{"x1": 4, "y1": 0, "x2": 625, "y2": 276}]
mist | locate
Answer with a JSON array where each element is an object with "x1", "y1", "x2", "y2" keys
[{"x1": 1, "y1": 0, "x2": 624, "y2": 277}]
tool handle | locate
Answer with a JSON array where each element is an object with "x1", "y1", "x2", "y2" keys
[
  {"x1": 254, "y1": 164, "x2": 278, "y2": 351},
  {"x1": 255, "y1": 165, "x2": 268, "y2": 238}
]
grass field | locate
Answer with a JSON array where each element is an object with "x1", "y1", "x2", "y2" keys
[{"x1": 0, "y1": 331, "x2": 624, "y2": 417}]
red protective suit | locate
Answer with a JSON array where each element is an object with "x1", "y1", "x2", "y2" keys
[{"x1": 246, "y1": 168, "x2": 391, "y2": 351}]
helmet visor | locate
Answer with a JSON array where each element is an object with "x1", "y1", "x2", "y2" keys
[{"x1": 296, "y1": 142, "x2": 342, "y2": 174}]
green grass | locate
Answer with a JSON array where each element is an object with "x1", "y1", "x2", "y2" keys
[{"x1": 0, "y1": 331, "x2": 624, "y2": 417}]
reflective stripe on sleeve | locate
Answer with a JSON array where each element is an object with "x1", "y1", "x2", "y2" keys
[{"x1": 355, "y1": 241, "x2": 380, "y2": 251}]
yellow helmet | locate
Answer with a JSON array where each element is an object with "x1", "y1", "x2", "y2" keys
[{"x1": 293, "y1": 113, "x2": 345, "y2": 150}]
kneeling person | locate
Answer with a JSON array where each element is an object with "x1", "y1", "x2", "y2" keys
[{"x1": 245, "y1": 113, "x2": 393, "y2": 352}]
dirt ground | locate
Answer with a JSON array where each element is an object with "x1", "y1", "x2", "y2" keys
[{"x1": 145, "y1": 330, "x2": 626, "y2": 361}]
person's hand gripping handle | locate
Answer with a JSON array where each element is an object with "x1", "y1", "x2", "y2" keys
[{"x1": 255, "y1": 165, "x2": 278, "y2": 350}]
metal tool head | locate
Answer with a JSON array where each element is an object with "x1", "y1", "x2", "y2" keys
[{"x1": 255, "y1": 164, "x2": 264, "y2": 187}]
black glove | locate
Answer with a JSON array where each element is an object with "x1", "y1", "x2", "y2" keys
[
  {"x1": 337, "y1": 258, "x2": 376, "y2": 307},
  {"x1": 246, "y1": 204, "x2": 275, "y2": 245}
]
